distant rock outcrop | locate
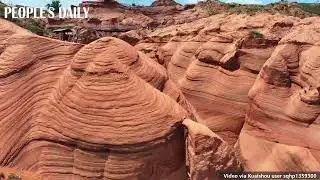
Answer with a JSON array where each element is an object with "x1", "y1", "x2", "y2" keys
[{"x1": 151, "y1": 0, "x2": 181, "y2": 7}]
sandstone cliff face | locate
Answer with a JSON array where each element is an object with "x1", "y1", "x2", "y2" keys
[
  {"x1": 47, "y1": 2, "x2": 207, "y2": 43},
  {"x1": 138, "y1": 14, "x2": 300, "y2": 145},
  {"x1": 1, "y1": 11, "x2": 320, "y2": 180},
  {"x1": 238, "y1": 17, "x2": 320, "y2": 171},
  {"x1": 135, "y1": 13, "x2": 320, "y2": 172},
  {"x1": 0, "y1": 19, "x2": 192, "y2": 180},
  {"x1": 183, "y1": 119, "x2": 241, "y2": 179}
]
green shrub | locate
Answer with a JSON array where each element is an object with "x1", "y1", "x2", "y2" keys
[
  {"x1": 201, "y1": 2, "x2": 217, "y2": 16},
  {"x1": 208, "y1": 9, "x2": 216, "y2": 15},
  {"x1": 10, "y1": 19, "x2": 46, "y2": 35},
  {"x1": 249, "y1": 31, "x2": 264, "y2": 38},
  {"x1": 228, "y1": 3, "x2": 237, "y2": 8},
  {"x1": 46, "y1": 0, "x2": 61, "y2": 14},
  {"x1": 0, "y1": 1, "x2": 6, "y2": 17},
  {"x1": 26, "y1": 20, "x2": 46, "y2": 35},
  {"x1": 298, "y1": 3, "x2": 320, "y2": 15}
]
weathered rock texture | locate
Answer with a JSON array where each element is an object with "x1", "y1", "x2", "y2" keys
[
  {"x1": 0, "y1": 168, "x2": 40, "y2": 180},
  {"x1": 137, "y1": 14, "x2": 300, "y2": 145},
  {"x1": 1, "y1": 11, "x2": 320, "y2": 180},
  {"x1": 47, "y1": 1, "x2": 207, "y2": 42},
  {"x1": 136, "y1": 13, "x2": 320, "y2": 172},
  {"x1": 238, "y1": 17, "x2": 320, "y2": 171},
  {"x1": 0, "y1": 19, "x2": 193, "y2": 180},
  {"x1": 183, "y1": 119, "x2": 241, "y2": 180}
]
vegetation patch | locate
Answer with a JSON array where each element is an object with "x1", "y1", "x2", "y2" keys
[
  {"x1": 9, "y1": 18, "x2": 46, "y2": 35},
  {"x1": 46, "y1": 0, "x2": 62, "y2": 14},
  {"x1": 298, "y1": 3, "x2": 320, "y2": 15},
  {"x1": 207, "y1": 9, "x2": 217, "y2": 15},
  {"x1": 200, "y1": 0, "x2": 320, "y2": 18},
  {"x1": 0, "y1": 1, "x2": 46, "y2": 35},
  {"x1": 0, "y1": 1, "x2": 7, "y2": 17},
  {"x1": 249, "y1": 31, "x2": 264, "y2": 39},
  {"x1": 228, "y1": 5, "x2": 265, "y2": 15}
]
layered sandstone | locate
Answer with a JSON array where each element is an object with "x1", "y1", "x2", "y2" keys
[
  {"x1": 47, "y1": 1, "x2": 207, "y2": 41},
  {"x1": 238, "y1": 17, "x2": 320, "y2": 171},
  {"x1": 139, "y1": 14, "x2": 300, "y2": 145},
  {"x1": 0, "y1": 19, "x2": 191, "y2": 180},
  {"x1": 135, "y1": 13, "x2": 320, "y2": 172},
  {"x1": 1, "y1": 10, "x2": 320, "y2": 180}
]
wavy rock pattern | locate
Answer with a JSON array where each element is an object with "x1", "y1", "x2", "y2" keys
[
  {"x1": 137, "y1": 13, "x2": 320, "y2": 172},
  {"x1": 142, "y1": 14, "x2": 298, "y2": 145},
  {"x1": 1, "y1": 13, "x2": 320, "y2": 179},
  {"x1": 0, "y1": 19, "x2": 192, "y2": 180},
  {"x1": 238, "y1": 17, "x2": 320, "y2": 171}
]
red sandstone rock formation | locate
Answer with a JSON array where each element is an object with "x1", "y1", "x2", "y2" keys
[
  {"x1": 140, "y1": 14, "x2": 299, "y2": 145},
  {"x1": 238, "y1": 17, "x2": 320, "y2": 171},
  {"x1": 183, "y1": 119, "x2": 241, "y2": 179},
  {"x1": 136, "y1": 13, "x2": 320, "y2": 172},
  {"x1": 1, "y1": 11, "x2": 320, "y2": 180},
  {"x1": 0, "y1": 168, "x2": 40, "y2": 180},
  {"x1": 47, "y1": 1, "x2": 207, "y2": 32},
  {"x1": 0, "y1": 19, "x2": 190, "y2": 179}
]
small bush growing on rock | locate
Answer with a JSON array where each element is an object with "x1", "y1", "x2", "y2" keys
[
  {"x1": 208, "y1": 9, "x2": 216, "y2": 15},
  {"x1": 228, "y1": 3, "x2": 237, "y2": 8},
  {"x1": 201, "y1": 2, "x2": 218, "y2": 16},
  {"x1": 249, "y1": 31, "x2": 264, "y2": 39},
  {"x1": 25, "y1": 20, "x2": 46, "y2": 35}
]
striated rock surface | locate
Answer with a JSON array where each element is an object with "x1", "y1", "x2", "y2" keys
[
  {"x1": 136, "y1": 13, "x2": 320, "y2": 173},
  {"x1": 140, "y1": 14, "x2": 299, "y2": 145},
  {"x1": 0, "y1": 19, "x2": 194, "y2": 180},
  {"x1": 238, "y1": 17, "x2": 320, "y2": 171},
  {"x1": 1, "y1": 11, "x2": 320, "y2": 180}
]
